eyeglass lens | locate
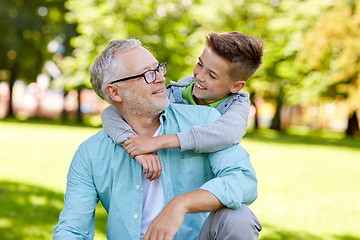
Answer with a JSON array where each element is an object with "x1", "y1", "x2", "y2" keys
[{"x1": 145, "y1": 63, "x2": 166, "y2": 83}]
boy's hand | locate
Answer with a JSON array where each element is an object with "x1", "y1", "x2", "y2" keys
[
  {"x1": 124, "y1": 135, "x2": 160, "y2": 158},
  {"x1": 134, "y1": 153, "x2": 162, "y2": 181}
]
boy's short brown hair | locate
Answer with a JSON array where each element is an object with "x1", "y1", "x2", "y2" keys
[{"x1": 206, "y1": 32, "x2": 264, "y2": 82}]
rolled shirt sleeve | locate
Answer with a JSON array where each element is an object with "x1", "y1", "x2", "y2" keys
[{"x1": 199, "y1": 144, "x2": 258, "y2": 208}]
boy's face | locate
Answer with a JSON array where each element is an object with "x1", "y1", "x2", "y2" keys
[{"x1": 192, "y1": 46, "x2": 237, "y2": 105}]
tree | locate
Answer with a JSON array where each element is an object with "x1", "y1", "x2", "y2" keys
[
  {"x1": 253, "y1": 0, "x2": 336, "y2": 131},
  {"x1": 56, "y1": 0, "x2": 207, "y2": 90},
  {"x1": 297, "y1": 0, "x2": 360, "y2": 136},
  {"x1": 61, "y1": 0, "x2": 341, "y2": 131},
  {"x1": 0, "y1": 0, "x2": 76, "y2": 117},
  {"x1": 189, "y1": 0, "x2": 336, "y2": 131},
  {"x1": 58, "y1": 0, "x2": 281, "y2": 130}
]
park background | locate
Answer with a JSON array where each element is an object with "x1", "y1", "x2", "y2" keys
[{"x1": 0, "y1": 0, "x2": 359, "y2": 239}]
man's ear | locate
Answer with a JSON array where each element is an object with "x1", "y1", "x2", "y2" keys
[
  {"x1": 229, "y1": 80, "x2": 246, "y2": 93},
  {"x1": 106, "y1": 84, "x2": 122, "y2": 102}
]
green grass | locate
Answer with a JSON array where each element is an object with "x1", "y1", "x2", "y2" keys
[
  {"x1": 243, "y1": 129, "x2": 360, "y2": 240},
  {"x1": 0, "y1": 121, "x2": 107, "y2": 240},
  {"x1": 1, "y1": 121, "x2": 359, "y2": 240}
]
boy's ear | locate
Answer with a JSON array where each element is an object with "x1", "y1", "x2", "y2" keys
[
  {"x1": 229, "y1": 80, "x2": 246, "y2": 93},
  {"x1": 106, "y1": 84, "x2": 122, "y2": 102}
]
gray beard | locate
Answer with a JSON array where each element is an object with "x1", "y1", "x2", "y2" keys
[{"x1": 123, "y1": 90, "x2": 169, "y2": 117}]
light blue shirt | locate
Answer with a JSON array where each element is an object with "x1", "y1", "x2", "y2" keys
[{"x1": 53, "y1": 104, "x2": 258, "y2": 240}]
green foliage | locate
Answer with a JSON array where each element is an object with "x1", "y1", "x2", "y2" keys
[
  {"x1": 57, "y1": 0, "x2": 208, "y2": 90},
  {"x1": 56, "y1": 0, "x2": 348, "y2": 132},
  {"x1": 60, "y1": 0, "x2": 321, "y2": 95},
  {"x1": 253, "y1": 0, "x2": 336, "y2": 104},
  {"x1": 55, "y1": 0, "x2": 338, "y2": 108},
  {"x1": 296, "y1": 0, "x2": 360, "y2": 112},
  {"x1": 2, "y1": 0, "x2": 356, "y2": 131},
  {"x1": 0, "y1": 0, "x2": 76, "y2": 83}
]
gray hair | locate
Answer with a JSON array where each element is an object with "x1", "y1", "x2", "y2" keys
[{"x1": 89, "y1": 39, "x2": 142, "y2": 102}]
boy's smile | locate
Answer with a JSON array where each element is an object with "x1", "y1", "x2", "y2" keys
[
  {"x1": 192, "y1": 46, "x2": 238, "y2": 105},
  {"x1": 194, "y1": 81, "x2": 206, "y2": 90}
]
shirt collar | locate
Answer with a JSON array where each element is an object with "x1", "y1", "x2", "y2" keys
[
  {"x1": 182, "y1": 82, "x2": 197, "y2": 105},
  {"x1": 182, "y1": 82, "x2": 228, "y2": 108},
  {"x1": 159, "y1": 109, "x2": 167, "y2": 124}
]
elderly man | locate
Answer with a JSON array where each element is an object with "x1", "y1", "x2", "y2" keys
[{"x1": 53, "y1": 39, "x2": 261, "y2": 240}]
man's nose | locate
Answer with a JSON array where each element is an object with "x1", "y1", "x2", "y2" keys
[{"x1": 153, "y1": 71, "x2": 166, "y2": 83}]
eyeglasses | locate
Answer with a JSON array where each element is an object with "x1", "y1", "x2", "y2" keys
[{"x1": 110, "y1": 62, "x2": 167, "y2": 84}]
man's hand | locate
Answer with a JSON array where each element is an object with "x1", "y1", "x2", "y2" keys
[
  {"x1": 143, "y1": 198, "x2": 186, "y2": 240},
  {"x1": 124, "y1": 135, "x2": 160, "y2": 158},
  {"x1": 135, "y1": 153, "x2": 162, "y2": 181},
  {"x1": 143, "y1": 190, "x2": 223, "y2": 239}
]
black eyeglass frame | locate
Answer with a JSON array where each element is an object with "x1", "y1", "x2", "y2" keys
[{"x1": 110, "y1": 62, "x2": 167, "y2": 84}]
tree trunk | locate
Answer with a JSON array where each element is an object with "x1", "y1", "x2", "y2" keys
[
  {"x1": 345, "y1": 111, "x2": 359, "y2": 137},
  {"x1": 250, "y1": 92, "x2": 258, "y2": 130},
  {"x1": 7, "y1": 64, "x2": 18, "y2": 117},
  {"x1": 270, "y1": 88, "x2": 284, "y2": 131},
  {"x1": 76, "y1": 87, "x2": 83, "y2": 124},
  {"x1": 61, "y1": 90, "x2": 69, "y2": 123}
]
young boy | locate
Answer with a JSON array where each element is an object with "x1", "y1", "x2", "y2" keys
[{"x1": 102, "y1": 32, "x2": 264, "y2": 180}]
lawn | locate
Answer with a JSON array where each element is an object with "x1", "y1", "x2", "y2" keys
[{"x1": 1, "y1": 121, "x2": 359, "y2": 240}]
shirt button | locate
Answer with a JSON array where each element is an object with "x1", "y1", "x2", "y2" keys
[
  {"x1": 134, "y1": 215, "x2": 138, "y2": 219},
  {"x1": 136, "y1": 185, "x2": 140, "y2": 189}
]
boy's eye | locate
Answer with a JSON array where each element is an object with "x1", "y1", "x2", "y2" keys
[
  {"x1": 209, "y1": 73, "x2": 216, "y2": 79},
  {"x1": 197, "y1": 62, "x2": 203, "y2": 67}
]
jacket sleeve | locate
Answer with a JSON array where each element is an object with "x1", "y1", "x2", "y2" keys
[
  {"x1": 176, "y1": 98, "x2": 250, "y2": 153},
  {"x1": 101, "y1": 106, "x2": 136, "y2": 144},
  {"x1": 53, "y1": 146, "x2": 99, "y2": 239}
]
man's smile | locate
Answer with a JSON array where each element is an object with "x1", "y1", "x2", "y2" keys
[{"x1": 152, "y1": 88, "x2": 166, "y2": 95}]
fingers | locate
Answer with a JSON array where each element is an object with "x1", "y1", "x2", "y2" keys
[
  {"x1": 154, "y1": 156, "x2": 162, "y2": 180},
  {"x1": 143, "y1": 230, "x2": 159, "y2": 240},
  {"x1": 124, "y1": 135, "x2": 158, "y2": 157},
  {"x1": 145, "y1": 155, "x2": 162, "y2": 181},
  {"x1": 123, "y1": 140, "x2": 132, "y2": 154},
  {"x1": 135, "y1": 155, "x2": 149, "y2": 174},
  {"x1": 127, "y1": 135, "x2": 138, "y2": 139},
  {"x1": 146, "y1": 156, "x2": 157, "y2": 181},
  {"x1": 143, "y1": 232, "x2": 172, "y2": 240},
  {"x1": 146, "y1": 159, "x2": 155, "y2": 180},
  {"x1": 129, "y1": 150, "x2": 137, "y2": 159},
  {"x1": 143, "y1": 225, "x2": 165, "y2": 240},
  {"x1": 143, "y1": 200, "x2": 185, "y2": 240},
  {"x1": 124, "y1": 141, "x2": 138, "y2": 158},
  {"x1": 124, "y1": 141, "x2": 144, "y2": 158},
  {"x1": 142, "y1": 161, "x2": 149, "y2": 175},
  {"x1": 152, "y1": 155, "x2": 163, "y2": 181},
  {"x1": 134, "y1": 154, "x2": 162, "y2": 181},
  {"x1": 143, "y1": 225, "x2": 173, "y2": 240}
]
